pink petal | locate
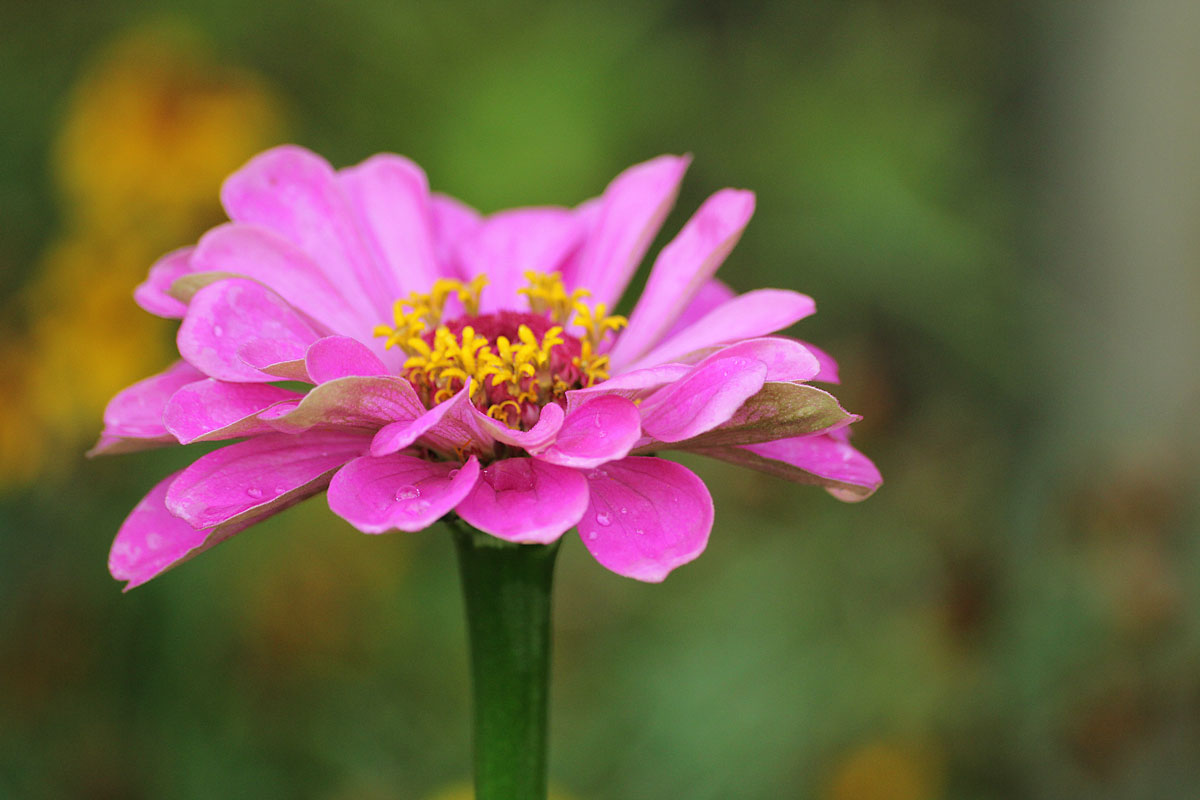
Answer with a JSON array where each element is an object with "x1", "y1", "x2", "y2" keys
[
  {"x1": 410, "y1": 382, "x2": 499, "y2": 457},
  {"x1": 577, "y1": 457, "x2": 712, "y2": 582},
  {"x1": 134, "y1": 247, "x2": 194, "y2": 318},
  {"x1": 641, "y1": 382, "x2": 854, "y2": 450},
  {"x1": 794, "y1": 338, "x2": 840, "y2": 383},
  {"x1": 165, "y1": 430, "x2": 371, "y2": 529},
  {"x1": 564, "y1": 363, "x2": 691, "y2": 415},
  {"x1": 370, "y1": 383, "x2": 470, "y2": 456},
  {"x1": 467, "y1": 401, "x2": 565, "y2": 451},
  {"x1": 339, "y1": 153, "x2": 441, "y2": 295},
  {"x1": 327, "y1": 454, "x2": 481, "y2": 533},
  {"x1": 638, "y1": 357, "x2": 767, "y2": 443},
  {"x1": 178, "y1": 278, "x2": 321, "y2": 382},
  {"x1": 190, "y1": 223, "x2": 368, "y2": 335},
  {"x1": 689, "y1": 429, "x2": 881, "y2": 502},
  {"x1": 266, "y1": 375, "x2": 425, "y2": 434},
  {"x1": 163, "y1": 379, "x2": 302, "y2": 444},
  {"x1": 112, "y1": 463, "x2": 334, "y2": 590},
  {"x1": 536, "y1": 396, "x2": 641, "y2": 469},
  {"x1": 688, "y1": 337, "x2": 820, "y2": 382},
  {"x1": 430, "y1": 193, "x2": 482, "y2": 276},
  {"x1": 565, "y1": 155, "x2": 691, "y2": 308},
  {"x1": 455, "y1": 458, "x2": 589, "y2": 544},
  {"x1": 237, "y1": 339, "x2": 312, "y2": 382},
  {"x1": 660, "y1": 278, "x2": 736, "y2": 342},
  {"x1": 305, "y1": 335, "x2": 387, "y2": 384},
  {"x1": 454, "y1": 208, "x2": 582, "y2": 312},
  {"x1": 744, "y1": 430, "x2": 882, "y2": 501},
  {"x1": 609, "y1": 189, "x2": 755, "y2": 369},
  {"x1": 220, "y1": 145, "x2": 394, "y2": 322},
  {"x1": 629, "y1": 289, "x2": 817, "y2": 370},
  {"x1": 90, "y1": 361, "x2": 205, "y2": 456}
]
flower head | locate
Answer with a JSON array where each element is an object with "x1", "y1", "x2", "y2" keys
[{"x1": 96, "y1": 146, "x2": 880, "y2": 589}]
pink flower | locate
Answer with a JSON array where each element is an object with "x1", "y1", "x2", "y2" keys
[{"x1": 96, "y1": 146, "x2": 880, "y2": 589}]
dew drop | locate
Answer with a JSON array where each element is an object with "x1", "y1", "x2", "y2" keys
[
  {"x1": 213, "y1": 325, "x2": 224, "y2": 337},
  {"x1": 246, "y1": 487, "x2": 264, "y2": 499},
  {"x1": 587, "y1": 469, "x2": 607, "y2": 480},
  {"x1": 395, "y1": 485, "x2": 420, "y2": 501},
  {"x1": 273, "y1": 485, "x2": 288, "y2": 495},
  {"x1": 594, "y1": 511, "x2": 613, "y2": 527},
  {"x1": 448, "y1": 469, "x2": 460, "y2": 479},
  {"x1": 587, "y1": 530, "x2": 599, "y2": 540},
  {"x1": 619, "y1": 506, "x2": 628, "y2": 514},
  {"x1": 635, "y1": 528, "x2": 644, "y2": 535},
  {"x1": 593, "y1": 414, "x2": 602, "y2": 428}
]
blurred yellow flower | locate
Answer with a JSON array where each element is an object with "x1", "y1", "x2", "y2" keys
[
  {"x1": 24, "y1": 235, "x2": 175, "y2": 449},
  {"x1": 823, "y1": 740, "x2": 943, "y2": 800},
  {"x1": 53, "y1": 23, "x2": 284, "y2": 237},
  {"x1": 0, "y1": 23, "x2": 286, "y2": 487}
]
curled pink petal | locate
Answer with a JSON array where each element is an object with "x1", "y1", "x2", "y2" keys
[
  {"x1": 134, "y1": 248, "x2": 194, "y2": 318},
  {"x1": 456, "y1": 458, "x2": 589, "y2": 544},
  {"x1": 89, "y1": 361, "x2": 205, "y2": 456},
  {"x1": 609, "y1": 189, "x2": 755, "y2": 368},
  {"x1": 339, "y1": 153, "x2": 440, "y2": 296},
  {"x1": 629, "y1": 288, "x2": 816, "y2": 370},
  {"x1": 639, "y1": 357, "x2": 767, "y2": 443},
  {"x1": 306, "y1": 335, "x2": 387, "y2": 384},
  {"x1": 165, "y1": 431, "x2": 371, "y2": 529},
  {"x1": 468, "y1": 401, "x2": 564, "y2": 451},
  {"x1": 328, "y1": 454, "x2": 481, "y2": 534},
  {"x1": 565, "y1": 154, "x2": 691, "y2": 307},
  {"x1": 578, "y1": 457, "x2": 713, "y2": 582},
  {"x1": 164, "y1": 379, "x2": 302, "y2": 444},
  {"x1": 536, "y1": 396, "x2": 641, "y2": 469},
  {"x1": 178, "y1": 278, "x2": 320, "y2": 382}
]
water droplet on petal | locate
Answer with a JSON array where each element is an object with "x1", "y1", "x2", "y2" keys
[
  {"x1": 594, "y1": 511, "x2": 612, "y2": 527},
  {"x1": 587, "y1": 469, "x2": 607, "y2": 480},
  {"x1": 635, "y1": 528, "x2": 644, "y2": 535},
  {"x1": 395, "y1": 485, "x2": 420, "y2": 501},
  {"x1": 246, "y1": 487, "x2": 264, "y2": 499},
  {"x1": 448, "y1": 469, "x2": 460, "y2": 479},
  {"x1": 273, "y1": 485, "x2": 288, "y2": 495},
  {"x1": 619, "y1": 506, "x2": 628, "y2": 514},
  {"x1": 213, "y1": 325, "x2": 224, "y2": 336},
  {"x1": 593, "y1": 414, "x2": 602, "y2": 428},
  {"x1": 587, "y1": 530, "x2": 599, "y2": 540}
]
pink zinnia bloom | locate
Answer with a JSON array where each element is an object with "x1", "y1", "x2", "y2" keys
[{"x1": 96, "y1": 146, "x2": 881, "y2": 589}]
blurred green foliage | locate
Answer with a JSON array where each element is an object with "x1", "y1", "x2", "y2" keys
[{"x1": 2, "y1": 1, "x2": 1198, "y2": 798}]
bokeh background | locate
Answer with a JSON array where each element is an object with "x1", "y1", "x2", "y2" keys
[{"x1": 2, "y1": 1, "x2": 1198, "y2": 798}]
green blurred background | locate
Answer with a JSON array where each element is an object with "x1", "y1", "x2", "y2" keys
[{"x1": 2, "y1": 1, "x2": 1198, "y2": 798}]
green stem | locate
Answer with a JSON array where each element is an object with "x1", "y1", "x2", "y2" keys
[{"x1": 451, "y1": 520, "x2": 559, "y2": 800}]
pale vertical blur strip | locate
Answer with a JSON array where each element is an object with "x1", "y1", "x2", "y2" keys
[{"x1": 1040, "y1": 1, "x2": 1200, "y2": 451}]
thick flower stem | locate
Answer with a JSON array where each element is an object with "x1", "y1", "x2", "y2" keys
[{"x1": 451, "y1": 521, "x2": 560, "y2": 800}]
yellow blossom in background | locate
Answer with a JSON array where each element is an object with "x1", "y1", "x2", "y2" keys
[
  {"x1": 23, "y1": 235, "x2": 175, "y2": 448},
  {"x1": 0, "y1": 23, "x2": 285, "y2": 487},
  {"x1": 53, "y1": 23, "x2": 284, "y2": 237},
  {"x1": 823, "y1": 740, "x2": 944, "y2": 800}
]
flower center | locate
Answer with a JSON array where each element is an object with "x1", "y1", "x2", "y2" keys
[{"x1": 373, "y1": 272, "x2": 626, "y2": 428}]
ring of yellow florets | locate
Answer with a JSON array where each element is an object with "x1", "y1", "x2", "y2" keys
[{"x1": 373, "y1": 271, "x2": 627, "y2": 428}]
